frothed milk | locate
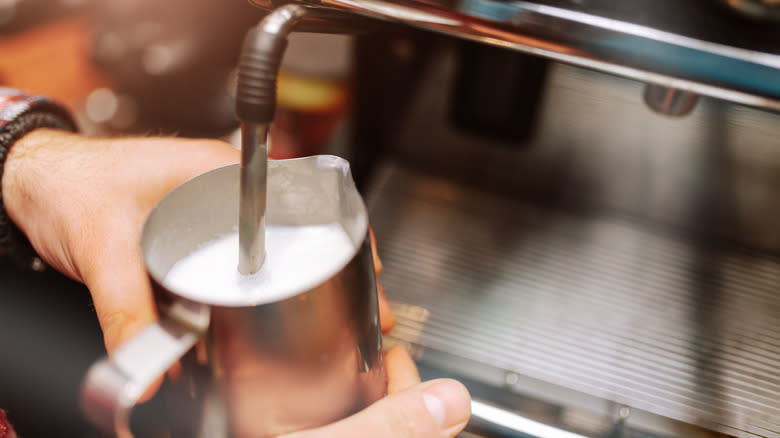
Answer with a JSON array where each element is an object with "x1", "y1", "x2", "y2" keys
[{"x1": 165, "y1": 223, "x2": 356, "y2": 306}]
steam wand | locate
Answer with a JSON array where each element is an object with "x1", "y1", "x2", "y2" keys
[
  {"x1": 235, "y1": 4, "x2": 377, "y2": 274},
  {"x1": 235, "y1": 5, "x2": 581, "y2": 438},
  {"x1": 235, "y1": 5, "x2": 307, "y2": 274}
]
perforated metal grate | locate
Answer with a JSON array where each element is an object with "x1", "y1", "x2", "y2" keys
[{"x1": 369, "y1": 163, "x2": 780, "y2": 438}]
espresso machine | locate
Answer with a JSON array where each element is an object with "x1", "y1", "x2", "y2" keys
[
  {"x1": 228, "y1": 1, "x2": 778, "y2": 438},
  {"x1": 91, "y1": 0, "x2": 778, "y2": 436},
  {"x1": 1, "y1": 0, "x2": 777, "y2": 437}
]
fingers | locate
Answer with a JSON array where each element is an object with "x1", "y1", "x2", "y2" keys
[
  {"x1": 378, "y1": 282, "x2": 397, "y2": 333},
  {"x1": 130, "y1": 138, "x2": 241, "y2": 213},
  {"x1": 370, "y1": 228, "x2": 397, "y2": 333},
  {"x1": 81, "y1": 137, "x2": 239, "y2": 353},
  {"x1": 81, "y1": 218, "x2": 165, "y2": 403},
  {"x1": 386, "y1": 345, "x2": 421, "y2": 394},
  {"x1": 369, "y1": 228, "x2": 383, "y2": 275},
  {"x1": 282, "y1": 379, "x2": 471, "y2": 438},
  {"x1": 164, "y1": 139, "x2": 240, "y2": 184},
  {"x1": 81, "y1": 218, "x2": 157, "y2": 355},
  {"x1": 86, "y1": 258, "x2": 156, "y2": 355}
]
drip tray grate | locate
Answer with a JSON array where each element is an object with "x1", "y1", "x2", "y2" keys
[{"x1": 368, "y1": 162, "x2": 780, "y2": 438}]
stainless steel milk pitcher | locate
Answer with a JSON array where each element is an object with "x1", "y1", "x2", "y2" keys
[{"x1": 81, "y1": 156, "x2": 387, "y2": 437}]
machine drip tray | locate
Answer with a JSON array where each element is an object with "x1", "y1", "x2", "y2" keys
[{"x1": 368, "y1": 162, "x2": 780, "y2": 438}]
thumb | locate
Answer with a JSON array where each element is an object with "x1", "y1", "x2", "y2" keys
[{"x1": 284, "y1": 379, "x2": 471, "y2": 438}]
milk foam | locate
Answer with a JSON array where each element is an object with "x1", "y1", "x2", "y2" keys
[{"x1": 165, "y1": 223, "x2": 356, "y2": 306}]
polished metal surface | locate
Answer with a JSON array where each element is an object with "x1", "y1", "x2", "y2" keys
[
  {"x1": 82, "y1": 157, "x2": 385, "y2": 437},
  {"x1": 251, "y1": 0, "x2": 780, "y2": 111},
  {"x1": 237, "y1": 5, "x2": 320, "y2": 275},
  {"x1": 643, "y1": 85, "x2": 699, "y2": 117},
  {"x1": 239, "y1": 123, "x2": 269, "y2": 274},
  {"x1": 470, "y1": 399, "x2": 589, "y2": 438},
  {"x1": 236, "y1": 3, "x2": 376, "y2": 273},
  {"x1": 369, "y1": 162, "x2": 780, "y2": 438},
  {"x1": 260, "y1": 2, "x2": 309, "y2": 35},
  {"x1": 366, "y1": 52, "x2": 780, "y2": 438},
  {"x1": 80, "y1": 317, "x2": 207, "y2": 436},
  {"x1": 393, "y1": 50, "x2": 780, "y2": 253}
]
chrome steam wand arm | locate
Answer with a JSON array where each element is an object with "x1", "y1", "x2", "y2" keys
[
  {"x1": 235, "y1": 4, "x2": 307, "y2": 275},
  {"x1": 235, "y1": 4, "x2": 380, "y2": 274}
]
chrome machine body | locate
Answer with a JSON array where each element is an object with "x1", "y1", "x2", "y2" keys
[{"x1": 242, "y1": 0, "x2": 779, "y2": 437}]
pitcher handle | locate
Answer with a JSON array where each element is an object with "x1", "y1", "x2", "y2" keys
[{"x1": 80, "y1": 317, "x2": 202, "y2": 437}]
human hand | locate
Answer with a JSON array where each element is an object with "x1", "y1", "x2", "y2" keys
[
  {"x1": 281, "y1": 346, "x2": 471, "y2": 438},
  {"x1": 2, "y1": 129, "x2": 240, "y2": 353},
  {"x1": 1, "y1": 128, "x2": 396, "y2": 355}
]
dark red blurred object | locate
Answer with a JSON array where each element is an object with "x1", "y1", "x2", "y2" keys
[
  {"x1": 0, "y1": 410, "x2": 18, "y2": 438},
  {"x1": 270, "y1": 102, "x2": 347, "y2": 159}
]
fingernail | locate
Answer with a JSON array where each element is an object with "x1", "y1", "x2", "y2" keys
[{"x1": 422, "y1": 379, "x2": 471, "y2": 429}]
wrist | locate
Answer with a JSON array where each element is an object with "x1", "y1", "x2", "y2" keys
[
  {"x1": 2, "y1": 129, "x2": 63, "y2": 239},
  {"x1": 0, "y1": 89, "x2": 78, "y2": 269}
]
